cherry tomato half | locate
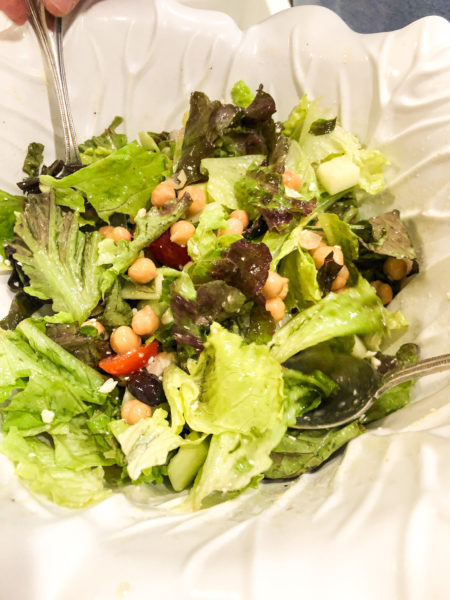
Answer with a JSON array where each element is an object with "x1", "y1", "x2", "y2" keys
[
  {"x1": 99, "y1": 341, "x2": 158, "y2": 376},
  {"x1": 147, "y1": 229, "x2": 190, "y2": 270}
]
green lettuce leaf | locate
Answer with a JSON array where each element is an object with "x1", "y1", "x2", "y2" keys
[
  {"x1": 270, "y1": 278, "x2": 386, "y2": 363},
  {"x1": 279, "y1": 245, "x2": 321, "y2": 309},
  {"x1": 163, "y1": 323, "x2": 285, "y2": 435},
  {"x1": 79, "y1": 116, "x2": 127, "y2": 165},
  {"x1": 230, "y1": 80, "x2": 255, "y2": 108},
  {"x1": 111, "y1": 409, "x2": 184, "y2": 480},
  {"x1": 318, "y1": 212, "x2": 359, "y2": 262},
  {"x1": 265, "y1": 421, "x2": 364, "y2": 479},
  {"x1": 284, "y1": 139, "x2": 319, "y2": 201},
  {"x1": 200, "y1": 155, "x2": 264, "y2": 210},
  {"x1": 12, "y1": 195, "x2": 103, "y2": 323},
  {"x1": 189, "y1": 423, "x2": 285, "y2": 509},
  {"x1": 22, "y1": 142, "x2": 44, "y2": 178},
  {"x1": 0, "y1": 189, "x2": 24, "y2": 267},
  {"x1": 101, "y1": 278, "x2": 132, "y2": 327},
  {"x1": 187, "y1": 202, "x2": 229, "y2": 261},
  {"x1": 40, "y1": 142, "x2": 171, "y2": 220},
  {"x1": 1, "y1": 428, "x2": 111, "y2": 508}
]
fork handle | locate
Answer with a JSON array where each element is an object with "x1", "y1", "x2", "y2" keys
[
  {"x1": 26, "y1": 0, "x2": 80, "y2": 165},
  {"x1": 376, "y1": 353, "x2": 450, "y2": 398}
]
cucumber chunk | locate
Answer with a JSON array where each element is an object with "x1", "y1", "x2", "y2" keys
[
  {"x1": 168, "y1": 437, "x2": 209, "y2": 492},
  {"x1": 316, "y1": 155, "x2": 360, "y2": 195}
]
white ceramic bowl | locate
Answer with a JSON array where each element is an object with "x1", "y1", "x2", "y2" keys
[{"x1": 0, "y1": 1, "x2": 449, "y2": 598}]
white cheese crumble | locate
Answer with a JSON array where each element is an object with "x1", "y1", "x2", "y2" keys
[
  {"x1": 98, "y1": 378, "x2": 118, "y2": 394},
  {"x1": 41, "y1": 409, "x2": 55, "y2": 424}
]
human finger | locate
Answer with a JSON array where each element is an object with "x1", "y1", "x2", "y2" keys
[
  {"x1": 0, "y1": 0, "x2": 28, "y2": 25},
  {"x1": 43, "y1": 0, "x2": 80, "y2": 17}
]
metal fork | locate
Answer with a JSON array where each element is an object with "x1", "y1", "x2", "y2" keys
[{"x1": 26, "y1": 0, "x2": 81, "y2": 170}]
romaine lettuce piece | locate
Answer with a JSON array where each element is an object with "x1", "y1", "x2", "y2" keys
[
  {"x1": 270, "y1": 277, "x2": 386, "y2": 363},
  {"x1": 111, "y1": 409, "x2": 185, "y2": 480},
  {"x1": 1, "y1": 428, "x2": 111, "y2": 508},
  {"x1": 230, "y1": 80, "x2": 255, "y2": 108},
  {"x1": 163, "y1": 323, "x2": 285, "y2": 436},
  {"x1": 189, "y1": 423, "x2": 285, "y2": 510},
  {"x1": 200, "y1": 155, "x2": 264, "y2": 210},
  {"x1": 78, "y1": 116, "x2": 127, "y2": 165},
  {"x1": 0, "y1": 189, "x2": 24, "y2": 267},
  {"x1": 318, "y1": 212, "x2": 359, "y2": 262},
  {"x1": 187, "y1": 202, "x2": 229, "y2": 260},
  {"x1": 22, "y1": 142, "x2": 44, "y2": 177},
  {"x1": 12, "y1": 195, "x2": 103, "y2": 323},
  {"x1": 284, "y1": 139, "x2": 319, "y2": 201},
  {"x1": 279, "y1": 245, "x2": 321, "y2": 309},
  {"x1": 265, "y1": 421, "x2": 364, "y2": 480},
  {"x1": 40, "y1": 141, "x2": 171, "y2": 220}
]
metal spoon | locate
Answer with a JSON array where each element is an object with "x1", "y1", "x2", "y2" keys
[
  {"x1": 26, "y1": 0, "x2": 81, "y2": 170},
  {"x1": 289, "y1": 352, "x2": 450, "y2": 430}
]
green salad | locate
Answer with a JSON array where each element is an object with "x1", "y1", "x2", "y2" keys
[{"x1": 0, "y1": 82, "x2": 419, "y2": 510}]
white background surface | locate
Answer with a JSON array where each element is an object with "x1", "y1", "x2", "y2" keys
[{"x1": 0, "y1": 1, "x2": 449, "y2": 598}]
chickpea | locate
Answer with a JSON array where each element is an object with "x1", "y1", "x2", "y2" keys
[
  {"x1": 229, "y1": 210, "x2": 250, "y2": 229},
  {"x1": 81, "y1": 319, "x2": 107, "y2": 338},
  {"x1": 131, "y1": 305, "x2": 160, "y2": 336},
  {"x1": 371, "y1": 280, "x2": 393, "y2": 305},
  {"x1": 179, "y1": 186, "x2": 207, "y2": 216},
  {"x1": 111, "y1": 227, "x2": 132, "y2": 243},
  {"x1": 383, "y1": 257, "x2": 410, "y2": 281},
  {"x1": 121, "y1": 399, "x2": 152, "y2": 425},
  {"x1": 266, "y1": 297, "x2": 286, "y2": 322},
  {"x1": 110, "y1": 326, "x2": 141, "y2": 355},
  {"x1": 331, "y1": 265, "x2": 350, "y2": 291},
  {"x1": 311, "y1": 245, "x2": 344, "y2": 269},
  {"x1": 128, "y1": 257, "x2": 157, "y2": 284},
  {"x1": 170, "y1": 220, "x2": 196, "y2": 246},
  {"x1": 298, "y1": 229, "x2": 323, "y2": 250},
  {"x1": 279, "y1": 281, "x2": 289, "y2": 300},
  {"x1": 282, "y1": 170, "x2": 302, "y2": 191},
  {"x1": 262, "y1": 271, "x2": 288, "y2": 300},
  {"x1": 218, "y1": 217, "x2": 244, "y2": 237},
  {"x1": 99, "y1": 225, "x2": 114, "y2": 239},
  {"x1": 335, "y1": 286, "x2": 349, "y2": 295},
  {"x1": 151, "y1": 181, "x2": 176, "y2": 207}
]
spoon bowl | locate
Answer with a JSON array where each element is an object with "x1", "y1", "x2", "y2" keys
[{"x1": 287, "y1": 349, "x2": 450, "y2": 430}]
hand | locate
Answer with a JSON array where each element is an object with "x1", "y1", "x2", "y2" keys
[{"x1": 0, "y1": 0, "x2": 81, "y2": 25}]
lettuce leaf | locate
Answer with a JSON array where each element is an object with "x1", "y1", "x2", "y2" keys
[
  {"x1": 12, "y1": 194, "x2": 104, "y2": 323},
  {"x1": 111, "y1": 409, "x2": 184, "y2": 480},
  {"x1": 0, "y1": 189, "x2": 24, "y2": 267},
  {"x1": 79, "y1": 116, "x2": 127, "y2": 165},
  {"x1": 200, "y1": 155, "x2": 264, "y2": 210},
  {"x1": 189, "y1": 424, "x2": 285, "y2": 509},
  {"x1": 279, "y1": 245, "x2": 321, "y2": 309},
  {"x1": 265, "y1": 422, "x2": 364, "y2": 480},
  {"x1": 270, "y1": 278, "x2": 386, "y2": 363},
  {"x1": 163, "y1": 323, "x2": 285, "y2": 436},
  {"x1": 40, "y1": 142, "x2": 171, "y2": 220},
  {"x1": 230, "y1": 80, "x2": 255, "y2": 108},
  {"x1": 187, "y1": 202, "x2": 229, "y2": 261},
  {"x1": 1, "y1": 428, "x2": 111, "y2": 508},
  {"x1": 22, "y1": 142, "x2": 44, "y2": 178},
  {"x1": 0, "y1": 320, "x2": 121, "y2": 508}
]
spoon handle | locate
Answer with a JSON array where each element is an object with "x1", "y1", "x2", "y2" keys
[
  {"x1": 376, "y1": 352, "x2": 450, "y2": 398},
  {"x1": 26, "y1": 0, "x2": 81, "y2": 166}
]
